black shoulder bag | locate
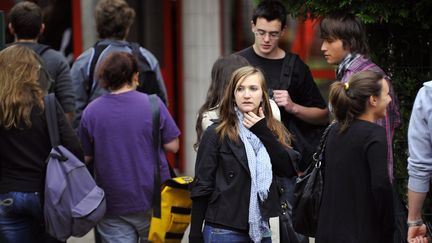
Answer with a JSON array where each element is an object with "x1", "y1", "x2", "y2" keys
[{"x1": 292, "y1": 123, "x2": 333, "y2": 237}]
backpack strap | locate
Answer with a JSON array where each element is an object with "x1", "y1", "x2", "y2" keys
[
  {"x1": 130, "y1": 42, "x2": 152, "y2": 72},
  {"x1": 32, "y1": 44, "x2": 51, "y2": 56},
  {"x1": 278, "y1": 52, "x2": 298, "y2": 90},
  {"x1": 44, "y1": 94, "x2": 68, "y2": 161},
  {"x1": 87, "y1": 42, "x2": 109, "y2": 96},
  {"x1": 44, "y1": 93, "x2": 60, "y2": 147},
  {"x1": 150, "y1": 94, "x2": 162, "y2": 218}
]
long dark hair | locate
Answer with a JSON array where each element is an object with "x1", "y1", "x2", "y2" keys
[
  {"x1": 194, "y1": 54, "x2": 249, "y2": 150},
  {"x1": 329, "y1": 70, "x2": 384, "y2": 132}
]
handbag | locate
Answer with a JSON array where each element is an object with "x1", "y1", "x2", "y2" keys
[
  {"x1": 292, "y1": 123, "x2": 333, "y2": 237},
  {"x1": 147, "y1": 95, "x2": 192, "y2": 243}
]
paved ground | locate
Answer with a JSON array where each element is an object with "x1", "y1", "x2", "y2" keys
[{"x1": 66, "y1": 220, "x2": 315, "y2": 243}]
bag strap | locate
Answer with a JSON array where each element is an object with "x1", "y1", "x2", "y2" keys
[
  {"x1": 44, "y1": 94, "x2": 68, "y2": 161},
  {"x1": 32, "y1": 43, "x2": 51, "y2": 56},
  {"x1": 150, "y1": 94, "x2": 162, "y2": 218},
  {"x1": 278, "y1": 52, "x2": 298, "y2": 90},
  {"x1": 44, "y1": 93, "x2": 60, "y2": 147},
  {"x1": 87, "y1": 42, "x2": 108, "y2": 96},
  {"x1": 313, "y1": 122, "x2": 334, "y2": 168},
  {"x1": 129, "y1": 42, "x2": 152, "y2": 72}
]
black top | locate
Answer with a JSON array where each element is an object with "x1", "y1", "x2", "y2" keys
[
  {"x1": 237, "y1": 47, "x2": 327, "y2": 111},
  {"x1": 238, "y1": 47, "x2": 328, "y2": 170},
  {"x1": 189, "y1": 119, "x2": 297, "y2": 242},
  {"x1": 316, "y1": 120, "x2": 394, "y2": 243},
  {"x1": 0, "y1": 100, "x2": 83, "y2": 193}
]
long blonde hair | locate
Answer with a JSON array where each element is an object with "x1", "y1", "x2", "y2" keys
[
  {"x1": 217, "y1": 66, "x2": 292, "y2": 147},
  {"x1": 0, "y1": 45, "x2": 44, "y2": 129}
]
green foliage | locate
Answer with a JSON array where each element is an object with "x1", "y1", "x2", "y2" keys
[
  {"x1": 284, "y1": 0, "x2": 432, "y2": 27},
  {"x1": 282, "y1": 0, "x2": 432, "y2": 217}
]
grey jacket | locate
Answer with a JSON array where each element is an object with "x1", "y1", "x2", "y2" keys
[
  {"x1": 18, "y1": 42, "x2": 75, "y2": 113},
  {"x1": 408, "y1": 81, "x2": 432, "y2": 193},
  {"x1": 70, "y1": 39, "x2": 167, "y2": 128}
]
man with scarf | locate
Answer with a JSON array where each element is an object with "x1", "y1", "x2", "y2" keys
[{"x1": 320, "y1": 13, "x2": 402, "y2": 182}]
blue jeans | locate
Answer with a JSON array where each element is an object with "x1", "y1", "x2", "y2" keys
[
  {"x1": 0, "y1": 191, "x2": 61, "y2": 243},
  {"x1": 203, "y1": 224, "x2": 272, "y2": 243},
  {"x1": 97, "y1": 209, "x2": 152, "y2": 243}
]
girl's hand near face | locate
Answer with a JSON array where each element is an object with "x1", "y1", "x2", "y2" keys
[{"x1": 243, "y1": 107, "x2": 265, "y2": 129}]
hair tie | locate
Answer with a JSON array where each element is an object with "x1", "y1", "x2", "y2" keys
[{"x1": 344, "y1": 82, "x2": 350, "y2": 91}]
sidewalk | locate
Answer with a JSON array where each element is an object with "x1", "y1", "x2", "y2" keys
[{"x1": 66, "y1": 220, "x2": 315, "y2": 243}]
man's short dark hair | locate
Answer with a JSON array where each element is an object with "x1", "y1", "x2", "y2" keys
[
  {"x1": 95, "y1": 0, "x2": 135, "y2": 39},
  {"x1": 252, "y1": 0, "x2": 287, "y2": 29},
  {"x1": 320, "y1": 13, "x2": 369, "y2": 55},
  {"x1": 8, "y1": 1, "x2": 43, "y2": 39}
]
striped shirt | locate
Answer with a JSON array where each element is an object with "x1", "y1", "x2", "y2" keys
[{"x1": 340, "y1": 55, "x2": 402, "y2": 181}]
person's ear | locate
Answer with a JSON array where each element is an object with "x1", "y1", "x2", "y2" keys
[
  {"x1": 133, "y1": 72, "x2": 139, "y2": 84},
  {"x1": 40, "y1": 23, "x2": 45, "y2": 35},
  {"x1": 251, "y1": 20, "x2": 255, "y2": 32},
  {"x1": 369, "y1": 95, "x2": 378, "y2": 107},
  {"x1": 281, "y1": 25, "x2": 288, "y2": 37},
  {"x1": 8, "y1": 23, "x2": 15, "y2": 35}
]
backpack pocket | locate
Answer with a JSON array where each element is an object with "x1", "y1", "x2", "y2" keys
[
  {"x1": 71, "y1": 186, "x2": 106, "y2": 237},
  {"x1": 166, "y1": 206, "x2": 191, "y2": 233}
]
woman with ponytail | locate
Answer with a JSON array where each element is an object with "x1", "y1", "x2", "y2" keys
[{"x1": 316, "y1": 70, "x2": 394, "y2": 243}]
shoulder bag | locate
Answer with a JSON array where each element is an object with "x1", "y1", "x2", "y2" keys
[{"x1": 292, "y1": 123, "x2": 333, "y2": 237}]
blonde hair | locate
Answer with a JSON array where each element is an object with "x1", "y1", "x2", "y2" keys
[
  {"x1": 0, "y1": 45, "x2": 44, "y2": 129},
  {"x1": 217, "y1": 66, "x2": 292, "y2": 147}
]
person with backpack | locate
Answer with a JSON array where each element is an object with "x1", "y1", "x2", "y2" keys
[
  {"x1": 71, "y1": 0, "x2": 168, "y2": 128},
  {"x1": 236, "y1": 1, "x2": 328, "y2": 242},
  {"x1": 7, "y1": 1, "x2": 75, "y2": 123},
  {"x1": 77, "y1": 51, "x2": 180, "y2": 243},
  {"x1": 0, "y1": 45, "x2": 83, "y2": 243}
]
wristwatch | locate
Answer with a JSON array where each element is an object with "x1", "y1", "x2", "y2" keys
[{"x1": 407, "y1": 219, "x2": 424, "y2": 227}]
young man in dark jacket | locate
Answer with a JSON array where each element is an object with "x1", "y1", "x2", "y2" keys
[{"x1": 8, "y1": 1, "x2": 75, "y2": 123}]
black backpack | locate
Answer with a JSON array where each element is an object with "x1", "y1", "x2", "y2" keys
[{"x1": 86, "y1": 42, "x2": 167, "y2": 104}]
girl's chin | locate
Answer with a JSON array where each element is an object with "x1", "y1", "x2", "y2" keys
[{"x1": 239, "y1": 108, "x2": 258, "y2": 114}]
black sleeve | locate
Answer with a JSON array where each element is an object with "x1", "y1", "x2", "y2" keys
[
  {"x1": 249, "y1": 119, "x2": 296, "y2": 177},
  {"x1": 290, "y1": 60, "x2": 327, "y2": 109},
  {"x1": 366, "y1": 128, "x2": 394, "y2": 242},
  {"x1": 189, "y1": 196, "x2": 208, "y2": 243},
  {"x1": 56, "y1": 99, "x2": 84, "y2": 161},
  {"x1": 189, "y1": 126, "x2": 219, "y2": 242}
]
